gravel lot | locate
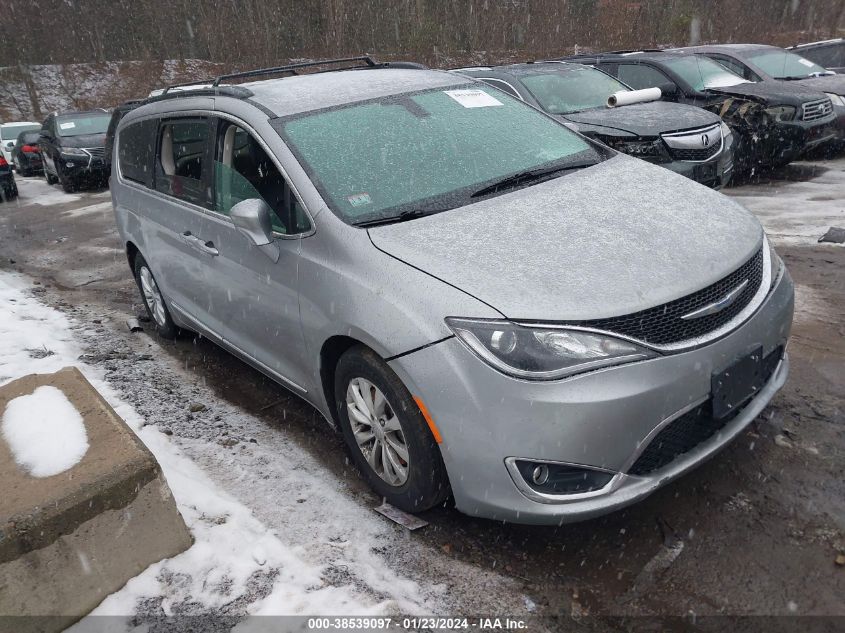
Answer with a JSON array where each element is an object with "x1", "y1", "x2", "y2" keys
[{"x1": 1, "y1": 162, "x2": 843, "y2": 627}]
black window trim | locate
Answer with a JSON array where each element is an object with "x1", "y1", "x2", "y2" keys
[{"x1": 476, "y1": 77, "x2": 525, "y2": 101}]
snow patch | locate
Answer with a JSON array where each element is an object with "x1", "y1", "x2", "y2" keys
[{"x1": 2, "y1": 385, "x2": 89, "y2": 477}]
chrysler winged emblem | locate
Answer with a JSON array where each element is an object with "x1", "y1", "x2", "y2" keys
[{"x1": 681, "y1": 279, "x2": 749, "y2": 320}]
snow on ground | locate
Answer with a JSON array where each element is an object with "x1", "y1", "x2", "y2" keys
[
  {"x1": 0, "y1": 273, "x2": 404, "y2": 625},
  {"x1": 2, "y1": 385, "x2": 89, "y2": 477},
  {"x1": 726, "y1": 158, "x2": 845, "y2": 246}
]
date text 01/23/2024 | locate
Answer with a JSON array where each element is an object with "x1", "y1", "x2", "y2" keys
[{"x1": 306, "y1": 617, "x2": 529, "y2": 630}]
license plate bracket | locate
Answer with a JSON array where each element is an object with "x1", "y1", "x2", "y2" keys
[{"x1": 711, "y1": 347, "x2": 764, "y2": 420}]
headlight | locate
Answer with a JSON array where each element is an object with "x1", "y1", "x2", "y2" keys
[
  {"x1": 595, "y1": 135, "x2": 662, "y2": 158},
  {"x1": 825, "y1": 92, "x2": 845, "y2": 107},
  {"x1": 764, "y1": 105, "x2": 796, "y2": 122},
  {"x1": 720, "y1": 121, "x2": 733, "y2": 139},
  {"x1": 445, "y1": 318, "x2": 658, "y2": 380},
  {"x1": 60, "y1": 148, "x2": 87, "y2": 157}
]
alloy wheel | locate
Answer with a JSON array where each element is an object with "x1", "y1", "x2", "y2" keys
[
  {"x1": 139, "y1": 266, "x2": 167, "y2": 327},
  {"x1": 345, "y1": 377, "x2": 409, "y2": 486}
]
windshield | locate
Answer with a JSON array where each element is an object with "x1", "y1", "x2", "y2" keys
[
  {"x1": 663, "y1": 55, "x2": 749, "y2": 90},
  {"x1": 0, "y1": 124, "x2": 40, "y2": 141},
  {"x1": 520, "y1": 67, "x2": 631, "y2": 114},
  {"x1": 55, "y1": 113, "x2": 111, "y2": 137},
  {"x1": 748, "y1": 50, "x2": 830, "y2": 79},
  {"x1": 278, "y1": 86, "x2": 597, "y2": 224}
]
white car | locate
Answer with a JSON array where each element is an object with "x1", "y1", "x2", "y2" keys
[{"x1": 1, "y1": 121, "x2": 41, "y2": 166}]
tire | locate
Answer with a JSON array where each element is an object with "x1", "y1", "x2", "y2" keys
[
  {"x1": 45, "y1": 169, "x2": 58, "y2": 185},
  {"x1": 334, "y1": 345, "x2": 449, "y2": 512},
  {"x1": 60, "y1": 172, "x2": 76, "y2": 193},
  {"x1": 133, "y1": 254, "x2": 178, "y2": 339}
]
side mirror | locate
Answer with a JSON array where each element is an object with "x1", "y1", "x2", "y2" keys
[
  {"x1": 230, "y1": 198, "x2": 280, "y2": 262},
  {"x1": 658, "y1": 82, "x2": 678, "y2": 98}
]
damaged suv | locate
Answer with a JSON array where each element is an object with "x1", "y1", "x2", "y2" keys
[
  {"x1": 112, "y1": 58, "x2": 794, "y2": 524},
  {"x1": 563, "y1": 50, "x2": 837, "y2": 173}
]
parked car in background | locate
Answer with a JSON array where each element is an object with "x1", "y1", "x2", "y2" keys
[
  {"x1": 105, "y1": 99, "x2": 145, "y2": 174},
  {"x1": 789, "y1": 38, "x2": 845, "y2": 73},
  {"x1": 0, "y1": 152, "x2": 17, "y2": 201},
  {"x1": 675, "y1": 44, "x2": 845, "y2": 145},
  {"x1": 10, "y1": 130, "x2": 43, "y2": 176},
  {"x1": 562, "y1": 50, "x2": 837, "y2": 173},
  {"x1": 111, "y1": 58, "x2": 793, "y2": 524},
  {"x1": 455, "y1": 61, "x2": 734, "y2": 188},
  {"x1": 40, "y1": 109, "x2": 111, "y2": 192},
  {"x1": 1, "y1": 121, "x2": 40, "y2": 166}
]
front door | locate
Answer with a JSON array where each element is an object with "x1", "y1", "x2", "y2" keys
[{"x1": 200, "y1": 119, "x2": 313, "y2": 392}]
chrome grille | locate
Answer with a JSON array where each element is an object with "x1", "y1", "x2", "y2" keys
[
  {"x1": 661, "y1": 124, "x2": 723, "y2": 162},
  {"x1": 84, "y1": 147, "x2": 106, "y2": 158},
  {"x1": 562, "y1": 247, "x2": 764, "y2": 346},
  {"x1": 802, "y1": 98, "x2": 833, "y2": 121}
]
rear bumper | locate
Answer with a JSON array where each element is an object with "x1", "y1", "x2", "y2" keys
[{"x1": 390, "y1": 267, "x2": 794, "y2": 524}]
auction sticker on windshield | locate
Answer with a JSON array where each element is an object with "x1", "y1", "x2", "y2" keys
[
  {"x1": 59, "y1": 122, "x2": 76, "y2": 129},
  {"x1": 444, "y1": 89, "x2": 503, "y2": 108}
]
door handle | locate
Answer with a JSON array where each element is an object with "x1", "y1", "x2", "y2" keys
[{"x1": 182, "y1": 231, "x2": 219, "y2": 257}]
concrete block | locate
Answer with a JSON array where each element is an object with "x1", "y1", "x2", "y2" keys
[{"x1": 0, "y1": 367, "x2": 192, "y2": 633}]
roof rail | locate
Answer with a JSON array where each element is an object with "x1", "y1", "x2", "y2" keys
[{"x1": 211, "y1": 55, "x2": 402, "y2": 86}]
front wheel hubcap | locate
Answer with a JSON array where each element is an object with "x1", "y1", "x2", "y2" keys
[
  {"x1": 346, "y1": 377, "x2": 409, "y2": 487},
  {"x1": 139, "y1": 266, "x2": 167, "y2": 327}
]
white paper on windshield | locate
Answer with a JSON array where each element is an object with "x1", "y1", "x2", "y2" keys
[
  {"x1": 59, "y1": 122, "x2": 76, "y2": 130},
  {"x1": 798, "y1": 58, "x2": 815, "y2": 67},
  {"x1": 444, "y1": 89, "x2": 503, "y2": 108}
]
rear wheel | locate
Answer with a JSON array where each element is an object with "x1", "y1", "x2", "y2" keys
[
  {"x1": 134, "y1": 254, "x2": 178, "y2": 339},
  {"x1": 334, "y1": 345, "x2": 449, "y2": 513}
]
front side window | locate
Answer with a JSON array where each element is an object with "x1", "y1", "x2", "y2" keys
[
  {"x1": 118, "y1": 119, "x2": 157, "y2": 187},
  {"x1": 661, "y1": 55, "x2": 749, "y2": 90},
  {"x1": 520, "y1": 67, "x2": 632, "y2": 114},
  {"x1": 214, "y1": 123, "x2": 310, "y2": 234},
  {"x1": 277, "y1": 86, "x2": 597, "y2": 225},
  {"x1": 747, "y1": 49, "x2": 830, "y2": 79},
  {"x1": 616, "y1": 63, "x2": 672, "y2": 90},
  {"x1": 156, "y1": 118, "x2": 211, "y2": 206},
  {"x1": 55, "y1": 114, "x2": 111, "y2": 137}
]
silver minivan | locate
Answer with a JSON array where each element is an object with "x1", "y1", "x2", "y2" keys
[{"x1": 111, "y1": 58, "x2": 794, "y2": 525}]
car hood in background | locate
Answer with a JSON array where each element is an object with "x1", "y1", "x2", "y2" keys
[
  {"x1": 562, "y1": 101, "x2": 719, "y2": 136},
  {"x1": 368, "y1": 155, "x2": 762, "y2": 321},
  {"x1": 785, "y1": 74, "x2": 845, "y2": 96},
  {"x1": 58, "y1": 133, "x2": 107, "y2": 149},
  {"x1": 709, "y1": 79, "x2": 830, "y2": 104}
]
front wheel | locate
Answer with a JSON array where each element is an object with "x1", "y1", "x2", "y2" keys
[
  {"x1": 134, "y1": 254, "x2": 178, "y2": 339},
  {"x1": 45, "y1": 169, "x2": 58, "y2": 185},
  {"x1": 335, "y1": 345, "x2": 449, "y2": 513},
  {"x1": 59, "y1": 171, "x2": 76, "y2": 193}
]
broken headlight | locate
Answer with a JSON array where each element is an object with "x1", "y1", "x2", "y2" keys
[
  {"x1": 764, "y1": 105, "x2": 796, "y2": 122},
  {"x1": 446, "y1": 318, "x2": 658, "y2": 380}
]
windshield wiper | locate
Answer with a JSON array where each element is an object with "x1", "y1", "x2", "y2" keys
[
  {"x1": 354, "y1": 209, "x2": 434, "y2": 228},
  {"x1": 470, "y1": 162, "x2": 595, "y2": 199}
]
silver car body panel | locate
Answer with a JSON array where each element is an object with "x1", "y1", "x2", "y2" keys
[{"x1": 111, "y1": 68, "x2": 793, "y2": 524}]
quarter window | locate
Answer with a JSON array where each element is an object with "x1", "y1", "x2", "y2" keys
[
  {"x1": 156, "y1": 118, "x2": 211, "y2": 207},
  {"x1": 214, "y1": 123, "x2": 310, "y2": 234},
  {"x1": 118, "y1": 119, "x2": 156, "y2": 187}
]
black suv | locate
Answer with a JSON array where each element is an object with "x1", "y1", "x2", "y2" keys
[
  {"x1": 560, "y1": 50, "x2": 837, "y2": 172},
  {"x1": 39, "y1": 109, "x2": 112, "y2": 192},
  {"x1": 455, "y1": 62, "x2": 735, "y2": 188}
]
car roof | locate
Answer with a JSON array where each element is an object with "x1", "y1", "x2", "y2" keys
[
  {"x1": 243, "y1": 68, "x2": 468, "y2": 117},
  {"x1": 790, "y1": 38, "x2": 843, "y2": 49},
  {"x1": 565, "y1": 50, "x2": 692, "y2": 63},
  {"x1": 676, "y1": 43, "x2": 777, "y2": 55},
  {"x1": 55, "y1": 109, "x2": 110, "y2": 118}
]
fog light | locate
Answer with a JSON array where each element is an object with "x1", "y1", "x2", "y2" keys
[
  {"x1": 514, "y1": 459, "x2": 614, "y2": 495},
  {"x1": 532, "y1": 464, "x2": 549, "y2": 485},
  {"x1": 66, "y1": 162, "x2": 75, "y2": 168}
]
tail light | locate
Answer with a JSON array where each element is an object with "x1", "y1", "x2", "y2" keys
[
  {"x1": 21, "y1": 144, "x2": 39, "y2": 153},
  {"x1": 0, "y1": 156, "x2": 7, "y2": 166}
]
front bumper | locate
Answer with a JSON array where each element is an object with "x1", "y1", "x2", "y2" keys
[
  {"x1": 660, "y1": 131, "x2": 735, "y2": 188},
  {"x1": 775, "y1": 117, "x2": 838, "y2": 162},
  {"x1": 390, "y1": 268, "x2": 794, "y2": 525},
  {"x1": 59, "y1": 152, "x2": 109, "y2": 180}
]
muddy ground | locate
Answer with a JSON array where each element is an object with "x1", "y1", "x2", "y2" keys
[{"x1": 0, "y1": 163, "x2": 843, "y2": 627}]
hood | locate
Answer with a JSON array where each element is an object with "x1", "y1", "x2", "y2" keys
[
  {"x1": 368, "y1": 155, "x2": 762, "y2": 321},
  {"x1": 562, "y1": 101, "x2": 719, "y2": 136},
  {"x1": 58, "y1": 133, "x2": 106, "y2": 149},
  {"x1": 710, "y1": 79, "x2": 830, "y2": 105},
  {"x1": 783, "y1": 74, "x2": 845, "y2": 96}
]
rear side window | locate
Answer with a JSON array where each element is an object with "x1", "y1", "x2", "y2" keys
[
  {"x1": 156, "y1": 118, "x2": 211, "y2": 207},
  {"x1": 118, "y1": 119, "x2": 157, "y2": 187}
]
